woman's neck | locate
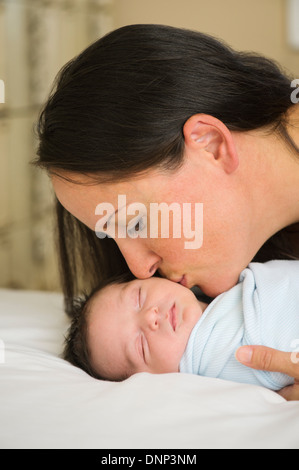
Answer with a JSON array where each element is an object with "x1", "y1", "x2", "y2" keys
[
  {"x1": 233, "y1": 110, "x2": 299, "y2": 256},
  {"x1": 260, "y1": 134, "x2": 299, "y2": 231}
]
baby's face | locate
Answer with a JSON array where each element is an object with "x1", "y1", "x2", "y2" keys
[{"x1": 87, "y1": 277, "x2": 207, "y2": 380}]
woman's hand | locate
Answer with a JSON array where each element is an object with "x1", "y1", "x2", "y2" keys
[{"x1": 236, "y1": 346, "x2": 299, "y2": 401}]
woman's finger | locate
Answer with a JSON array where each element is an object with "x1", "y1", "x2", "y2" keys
[
  {"x1": 277, "y1": 381, "x2": 299, "y2": 401},
  {"x1": 236, "y1": 345, "x2": 299, "y2": 379}
]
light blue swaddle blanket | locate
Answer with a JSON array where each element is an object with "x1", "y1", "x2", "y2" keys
[{"x1": 180, "y1": 260, "x2": 299, "y2": 390}]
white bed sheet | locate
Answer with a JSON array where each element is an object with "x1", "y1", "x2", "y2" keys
[{"x1": 0, "y1": 287, "x2": 299, "y2": 449}]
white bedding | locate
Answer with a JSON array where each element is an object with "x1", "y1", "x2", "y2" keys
[{"x1": 0, "y1": 288, "x2": 299, "y2": 449}]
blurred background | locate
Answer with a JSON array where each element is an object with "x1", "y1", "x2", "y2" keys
[{"x1": 0, "y1": 0, "x2": 298, "y2": 292}]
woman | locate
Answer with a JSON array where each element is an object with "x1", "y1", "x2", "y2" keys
[{"x1": 34, "y1": 24, "x2": 299, "y2": 399}]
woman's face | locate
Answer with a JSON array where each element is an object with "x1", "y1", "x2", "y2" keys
[{"x1": 51, "y1": 149, "x2": 254, "y2": 297}]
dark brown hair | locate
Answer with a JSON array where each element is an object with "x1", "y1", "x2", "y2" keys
[
  {"x1": 63, "y1": 271, "x2": 135, "y2": 380},
  {"x1": 33, "y1": 24, "x2": 299, "y2": 313}
]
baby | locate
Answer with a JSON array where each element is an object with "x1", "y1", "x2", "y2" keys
[{"x1": 64, "y1": 260, "x2": 299, "y2": 390}]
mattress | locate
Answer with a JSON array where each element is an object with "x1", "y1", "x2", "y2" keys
[{"x1": 0, "y1": 288, "x2": 299, "y2": 449}]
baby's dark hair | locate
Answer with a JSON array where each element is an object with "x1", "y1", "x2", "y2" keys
[{"x1": 63, "y1": 271, "x2": 135, "y2": 380}]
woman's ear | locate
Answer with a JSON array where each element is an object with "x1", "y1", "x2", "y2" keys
[{"x1": 183, "y1": 114, "x2": 239, "y2": 174}]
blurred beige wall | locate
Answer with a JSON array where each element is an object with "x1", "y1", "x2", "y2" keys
[
  {"x1": 0, "y1": 0, "x2": 114, "y2": 291},
  {"x1": 0, "y1": 0, "x2": 298, "y2": 292},
  {"x1": 112, "y1": 0, "x2": 299, "y2": 75}
]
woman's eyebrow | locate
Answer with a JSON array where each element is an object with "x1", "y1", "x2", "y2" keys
[
  {"x1": 106, "y1": 208, "x2": 119, "y2": 226},
  {"x1": 107, "y1": 202, "x2": 128, "y2": 225},
  {"x1": 98, "y1": 201, "x2": 127, "y2": 229}
]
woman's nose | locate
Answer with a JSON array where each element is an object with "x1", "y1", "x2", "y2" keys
[{"x1": 118, "y1": 240, "x2": 162, "y2": 279}]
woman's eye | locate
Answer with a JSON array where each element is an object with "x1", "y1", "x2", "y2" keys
[{"x1": 127, "y1": 217, "x2": 145, "y2": 237}]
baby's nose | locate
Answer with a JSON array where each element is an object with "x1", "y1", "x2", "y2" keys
[{"x1": 144, "y1": 306, "x2": 159, "y2": 331}]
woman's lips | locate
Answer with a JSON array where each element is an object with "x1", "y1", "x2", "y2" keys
[
  {"x1": 179, "y1": 275, "x2": 188, "y2": 288},
  {"x1": 170, "y1": 275, "x2": 187, "y2": 287}
]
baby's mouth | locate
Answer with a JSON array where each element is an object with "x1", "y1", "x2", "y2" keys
[{"x1": 169, "y1": 303, "x2": 177, "y2": 331}]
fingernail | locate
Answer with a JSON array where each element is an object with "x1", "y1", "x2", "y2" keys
[{"x1": 236, "y1": 346, "x2": 253, "y2": 364}]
